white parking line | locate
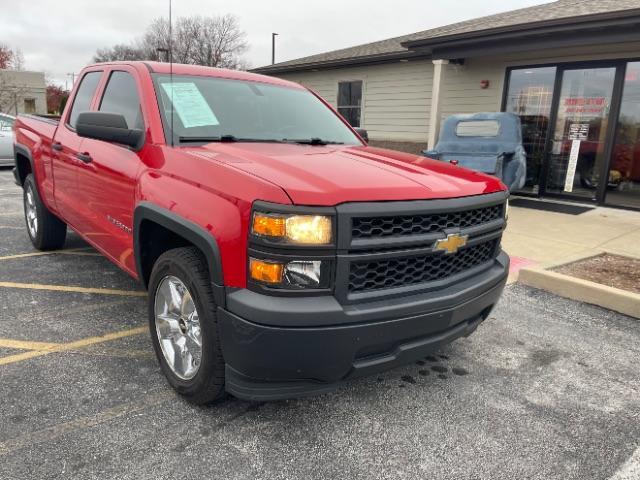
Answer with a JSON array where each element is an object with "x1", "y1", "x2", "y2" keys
[{"x1": 608, "y1": 447, "x2": 640, "y2": 480}]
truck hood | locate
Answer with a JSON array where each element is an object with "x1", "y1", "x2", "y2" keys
[{"x1": 191, "y1": 143, "x2": 506, "y2": 205}]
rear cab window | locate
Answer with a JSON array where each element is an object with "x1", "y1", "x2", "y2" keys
[
  {"x1": 455, "y1": 120, "x2": 501, "y2": 137},
  {"x1": 99, "y1": 71, "x2": 144, "y2": 130}
]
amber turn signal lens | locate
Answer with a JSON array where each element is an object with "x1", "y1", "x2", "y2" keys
[
  {"x1": 249, "y1": 258, "x2": 283, "y2": 284},
  {"x1": 252, "y1": 213, "x2": 286, "y2": 237}
]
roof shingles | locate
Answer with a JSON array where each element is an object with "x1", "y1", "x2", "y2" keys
[{"x1": 254, "y1": 0, "x2": 640, "y2": 72}]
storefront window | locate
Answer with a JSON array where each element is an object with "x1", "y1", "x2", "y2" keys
[
  {"x1": 607, "y1": 62, "x2": 640, "y2": 209},
  {"x1": 545, "y1": 67, "x2": 616, "y2": 199},
  {"x1": 505, "y1": 67, "x2": 556, "y2": 193}
]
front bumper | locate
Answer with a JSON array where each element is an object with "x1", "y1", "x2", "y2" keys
[{"x1": 218, "y1": 251, "x2": 509, "y2": 401}]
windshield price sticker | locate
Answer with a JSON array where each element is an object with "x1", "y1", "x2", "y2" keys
[{"x1": 161, "y1": 82, "x2": 220, "y2": 128}]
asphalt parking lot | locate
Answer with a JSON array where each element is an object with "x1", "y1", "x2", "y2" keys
[{"x1": 0, "y1": 168, "x2": 639, "y2": 480}]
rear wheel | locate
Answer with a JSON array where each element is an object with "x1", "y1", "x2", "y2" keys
[
  {"x1": 148, "y1": 247, "x2": 226, "y2": 404},
  {"x1": 23, "y1": 174, "x2": 67, "y2": 250}
]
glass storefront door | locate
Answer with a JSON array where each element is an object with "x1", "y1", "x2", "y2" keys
[
  {"x1": 607, "y1": 62, "x2": 640, "y2": 209},
  {"x1": 545, "y1": 67, "x2": 616, "y2": 199},
  {"x1": 504, "y1": 67, "x2": 556, "y2": 194}
]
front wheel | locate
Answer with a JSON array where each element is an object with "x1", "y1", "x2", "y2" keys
[
  {"x1": 23, "y1": 174, "x2": 67, "y2": 250},
  {"x1": 148, "y1": 247, "x2": 226, "y2": 404}
]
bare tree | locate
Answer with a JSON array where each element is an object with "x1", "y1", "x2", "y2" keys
[
  {"x1": 11, "y1": 48, "x2": 25, "y2": 71},
  {"x1": 93, "y1": 44, "x2": 146, "y2": 63},
  {"x1": 92, "y1": 14, "x2": 248, "y2": 69}
]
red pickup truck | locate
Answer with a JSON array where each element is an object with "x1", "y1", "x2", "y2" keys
[{"x1": 13, "y1": 61, "x2": 509, "y2": 403}]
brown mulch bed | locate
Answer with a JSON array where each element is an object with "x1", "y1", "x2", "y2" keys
[{"x1": 553, "y1": 253, "x2": 640, "y2": 294}]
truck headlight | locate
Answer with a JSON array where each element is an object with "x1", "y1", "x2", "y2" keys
[
  {"x1": 252, "y1": 213, "x2": 332, "y2": 245},
  {"x1": 249, "y1": 258, "x2": 327, "y2": 289}
]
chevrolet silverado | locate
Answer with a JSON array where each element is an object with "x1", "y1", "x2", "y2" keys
[{"x1": 13, "y1": 61, "x2": 509, "y2": 403}]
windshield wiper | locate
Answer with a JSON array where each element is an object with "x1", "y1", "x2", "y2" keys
[
  {"x1": 178, "y1": 135, "x2": 291, "y2": 144},
  {"x1": 179, "y1": 135, "x2": 238, "y2": 143},
  {"x1": 283, "y1": 138, "x2": 344, "y2": 145},
  {"x1": 178, "y1": 135, "x2": 344, "y2": 145}
]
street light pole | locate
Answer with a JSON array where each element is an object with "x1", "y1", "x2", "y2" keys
[{"x1": 272, "y1": 33, "x2": 278, "y2": 65}]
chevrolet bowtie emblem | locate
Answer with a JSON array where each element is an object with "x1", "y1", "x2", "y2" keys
[{"x1": 433, "y1": 233, "x2": 469, "y2": 254}]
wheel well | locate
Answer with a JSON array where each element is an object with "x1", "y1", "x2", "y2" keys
[
  {"x1": 137, "y1": 219, "x2": 198, "y2": 287},
  {"x1": 15, "y1": 152, "x2": 32, "y2": 186}
]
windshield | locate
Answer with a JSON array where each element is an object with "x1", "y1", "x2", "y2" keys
[{"x1": 153, "y1": 74, "x2": 362, "y2": 146}]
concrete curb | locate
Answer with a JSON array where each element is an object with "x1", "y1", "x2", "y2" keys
[{"x1": 518, "y1": 267, "x2": 640, "y2": 319}]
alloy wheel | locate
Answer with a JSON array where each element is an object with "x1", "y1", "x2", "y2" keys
[
  {"x1": 25, "y1": 184, "x2": 38, "y2": 239},
  {"x1": 154, "y1": 275, "x2": 203, "y2": 380}
]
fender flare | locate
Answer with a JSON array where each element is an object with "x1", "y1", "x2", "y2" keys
[
  {"x1": 13, "y1": 142, "x2": 35, "y2": 186},
  {"x1": 133, "y1": 202, "x2": 225, "y2": 306}
]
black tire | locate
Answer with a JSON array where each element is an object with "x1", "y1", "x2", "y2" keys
[
  {"x1": 148, "y1": 247, "x2": 226, "y2": 404},
  {"x1": 23, "y1": 174, "x2": 67, "y2": 250}
]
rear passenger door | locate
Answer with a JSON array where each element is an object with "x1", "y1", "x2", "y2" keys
[
  {"x1": 72, "y1": 68, "x2": 144, "y2": 273},
  {"x1": 51, "y1": 69, "x2": 103, "y2": 226}
]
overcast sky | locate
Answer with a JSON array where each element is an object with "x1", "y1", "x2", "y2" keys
[{"x1": 2, "y1": 0, "x2": 551, "y2": 86}]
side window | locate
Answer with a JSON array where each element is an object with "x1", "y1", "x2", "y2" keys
[
  {"x1": 337, "y1": 80, "x2": 362, "y2": 127},
  {"x1": 68, "y1": 71, "x2": 102, "y2": 129},
  {"x1": 99, "y1": 71, "x2": 143, "y2": 130},
  {"x1": 0, "y1": 115, "x2": 14, "y2": 131}
]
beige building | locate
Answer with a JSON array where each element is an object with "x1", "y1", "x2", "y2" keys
[
  {"x1": 254, "y1": 0, "x2": 640, "y2": 210},
  {"x1": 0, "y1": 69, "x2": 47, "y2": 116}
]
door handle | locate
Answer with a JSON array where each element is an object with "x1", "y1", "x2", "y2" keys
[
  {"x1": 76, "y1": 152, "x2": 93, "y2": 163},
  {"x1": 52, "y1": 142, "x2": 63, "y2": 152}
]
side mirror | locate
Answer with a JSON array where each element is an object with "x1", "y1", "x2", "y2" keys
[
  {"x1": 422, "y1": 149, "x2": 440, "y2": 159},
  {"x1": 354, "y1": 127, "x2": 369, "y2": 143},
  {"x1": 76, "y1": 112, "x2": 144, "y2": 150}
]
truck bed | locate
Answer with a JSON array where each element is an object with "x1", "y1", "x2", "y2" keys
[{"x1": 14, "y1": 114, "x2": 59, "y2": 148}]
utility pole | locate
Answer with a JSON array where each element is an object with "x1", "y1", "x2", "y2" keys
[
  {"x1": 67, "y1": 72, "x2": 76, "y2": 86},
  {"x1": 272, "y1": 33, "x2": 278, "y2": 65}
]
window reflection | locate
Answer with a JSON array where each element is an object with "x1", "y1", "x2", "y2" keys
[
  {"x1": 545, "y1": 67, "x2": 616, "y2": 198},
  {"x1": 608, "y1": 62, "x2": 640, "y2": 209},
  {"x1": 505, "y1": 67, "x2": 556, "y2": 193}
]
